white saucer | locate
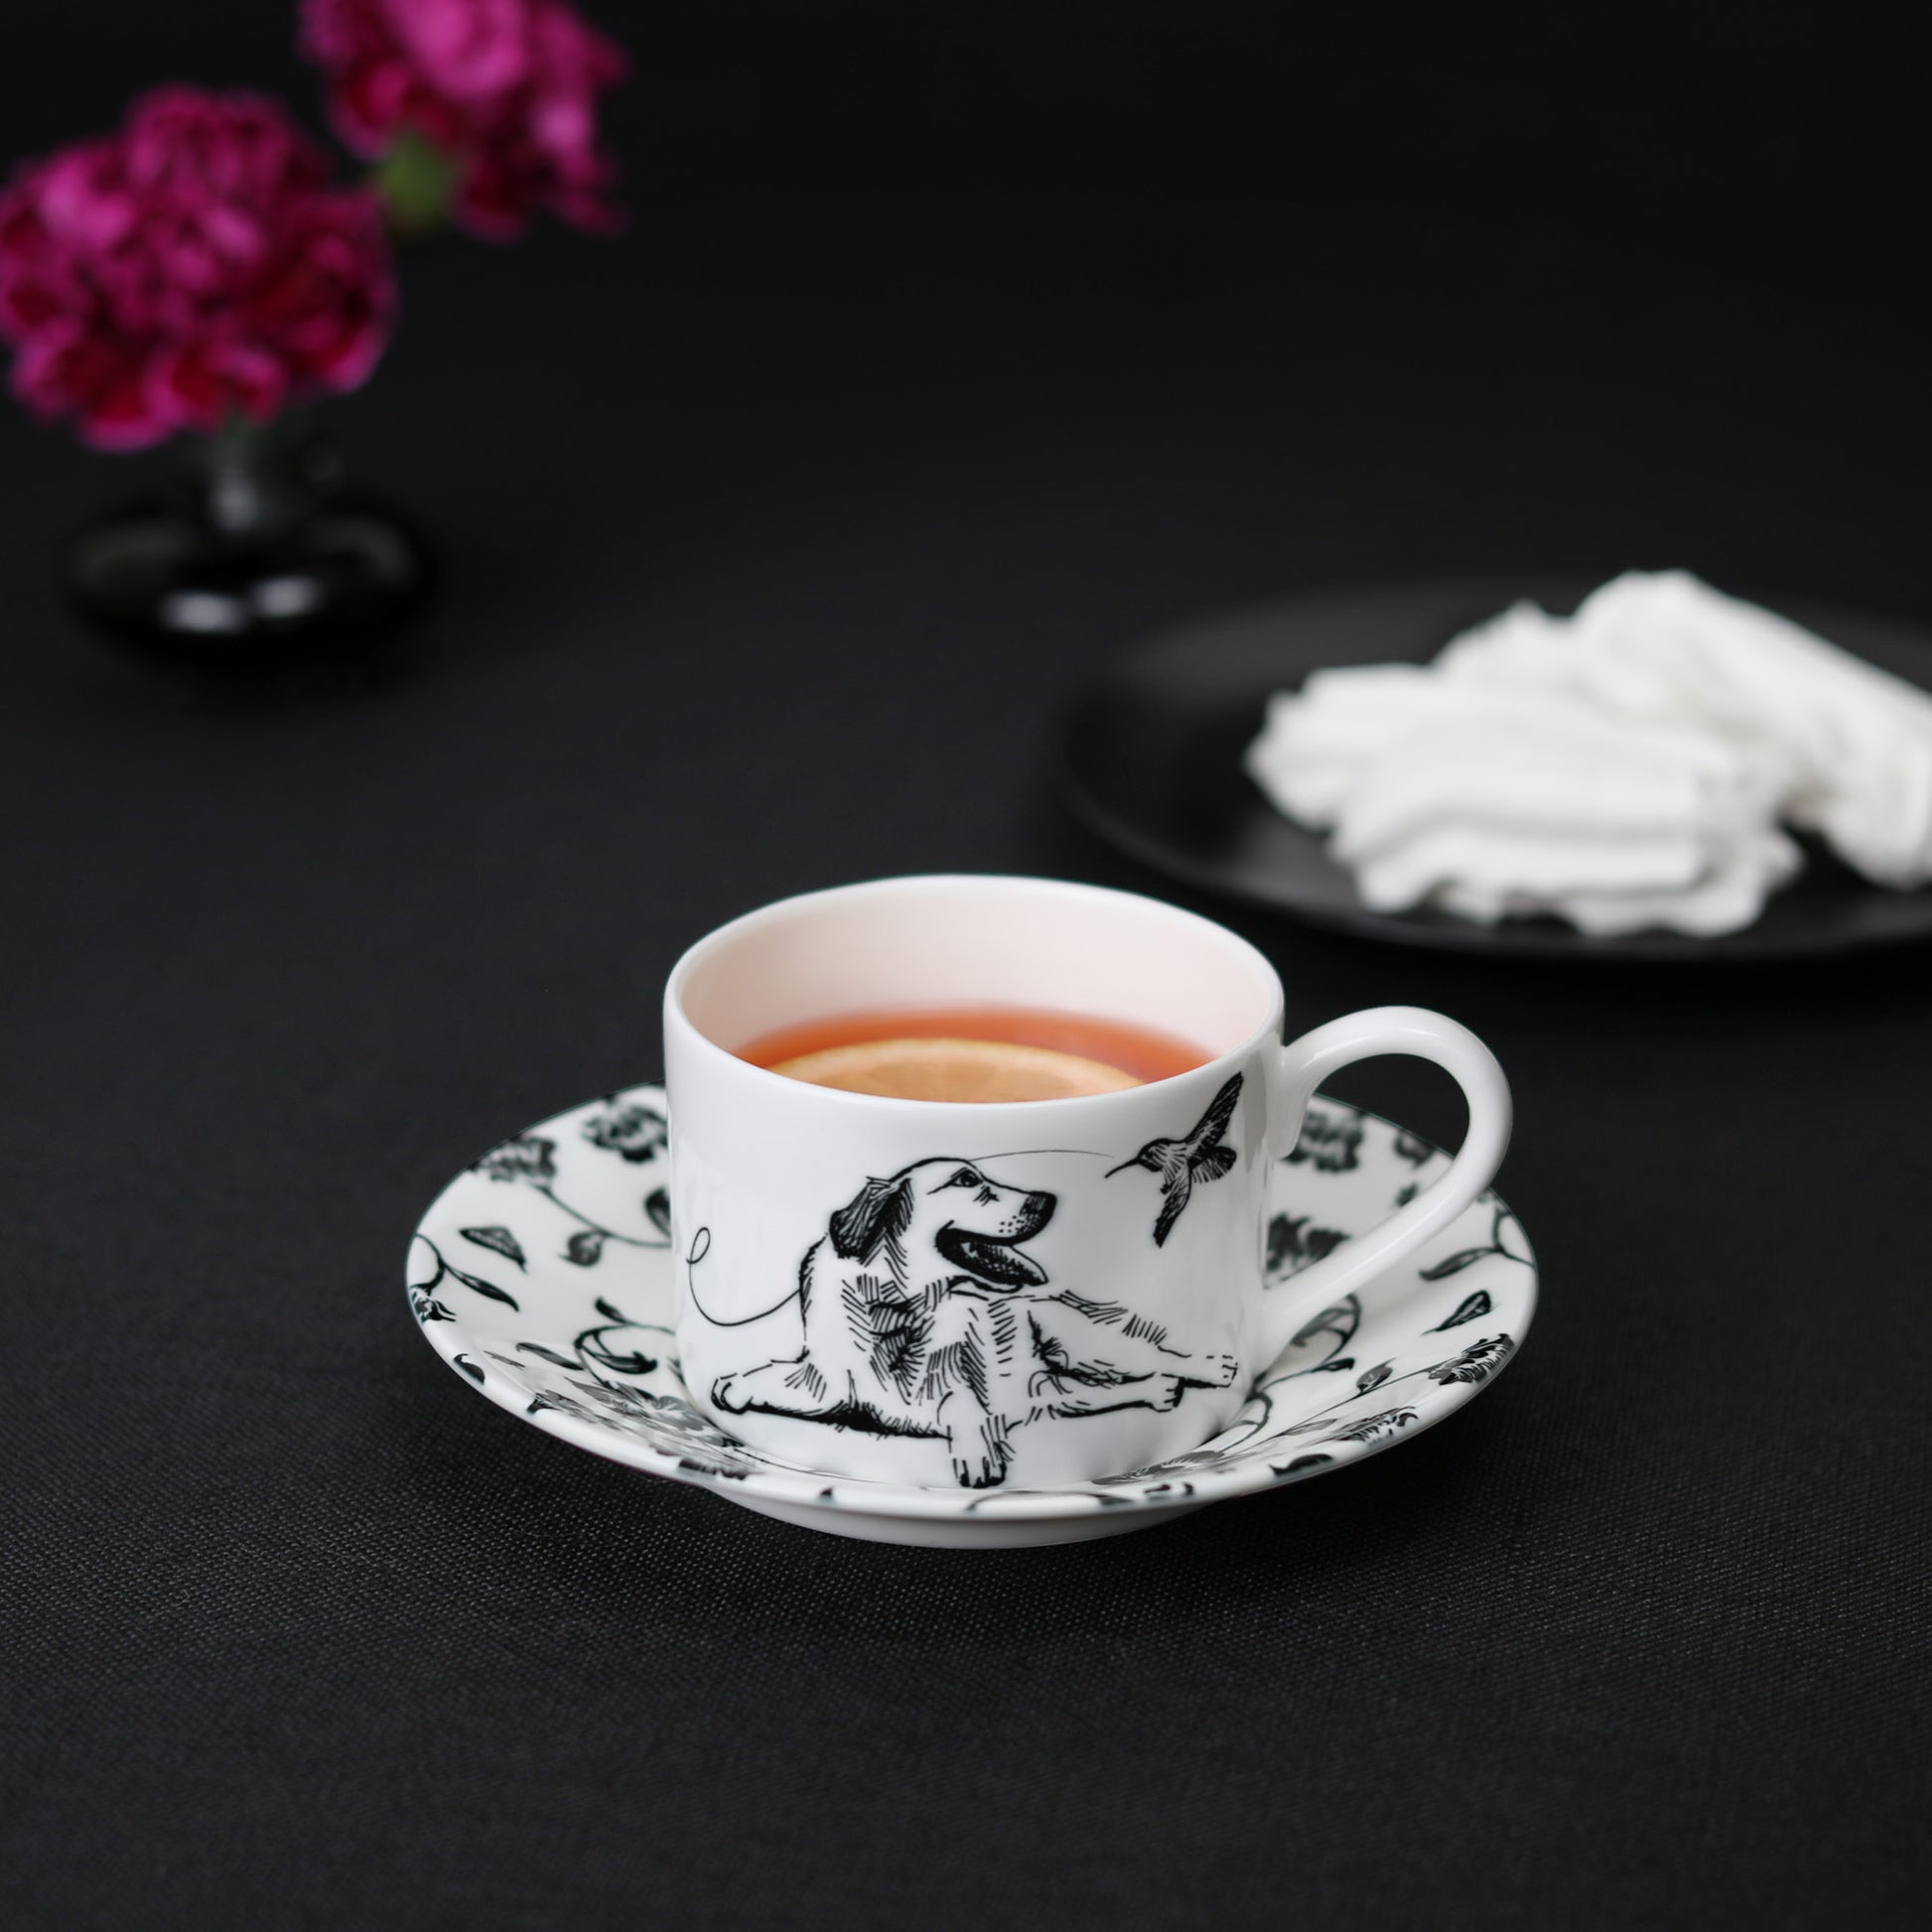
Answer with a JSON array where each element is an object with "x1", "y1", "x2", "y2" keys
[{"x1": 407, "y1": 1085, "x2": 1537, "y2": 1547}]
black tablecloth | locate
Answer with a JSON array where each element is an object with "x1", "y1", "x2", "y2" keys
[{"x1": 7, "y1": 11, "x2": 1932, "y2": 1926}]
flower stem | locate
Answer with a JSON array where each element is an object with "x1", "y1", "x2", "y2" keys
[
  {"x1": 372, "y1": 131, "x2": 457, "y2": 240},
  {"x1": 535, "y1": 1183, "x2": 655, "y2": 1247}
]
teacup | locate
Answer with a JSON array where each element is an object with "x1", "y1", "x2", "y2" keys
[{"x1": 665, "y1": 875, "x2": 1510, "y2": 1489}]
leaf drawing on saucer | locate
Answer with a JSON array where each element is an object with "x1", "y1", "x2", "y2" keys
[
  {"x1": 445, "y1": 1264, "x2": 518, "y2": 1309},
  {"x1": 582, "y1": 1100, "x2": 667, "y2": 1165},
  {"x1": 1092, "y1": 1444, "x2": 1243, "y2": 1485},
  {"x1": 1428, "y1": 1334, "x2": 1516, "y2": 1385},
  {"x1": 524, "y1": 1376, "x2": 762, "y2": 1477},
  {"x1": 1281, "y1": 1411, "x2": 1349, "y2": 1436},
  {"x1": 1293, "y1": 1301, "x2": 1358, "y2": 1351},
  {"x1": 1266, "y1": 1212, "x2": 1347, "y2": 1281},
  {"x1": 1426, "y1": 1289, "x2": 1493, "y2": 1331},
  {"x1": 1288, "y1": 1100, "x2": 1364, "y2": 1173},
  {"x1": 1420, "y1": 1202, "x2": 1533, "y2": 1281},
  {"x1": 461, "y1": 1225, "x2": 527, "y2": 1270},
  {"x1": 475, "y1": 1135, "x2": 557, "y2": 1184},
  {"x1": 1420, "y1": 1245, "x2": 1493, "y2": 1280},
  {"x1": 643, "y1": 1187, "x2": 671, "y2": 1237},
  {"x1": 1276, "y1": 1318, "x2": 1519, "y2": 1446},
  {"x1": 407, "y1": 1235, "x2": 519, "y2": 1313},
  {"x1": 473, "y1": 1131, "x2": 668, "y2": 1256},
  {"x1": 1326, "y1": 1407, "x2": 1418, "y2": 1444},
  {"x1": 494, "y1": 1300, "x2": 669, "y2": 1392},
  {"x1": 579, "y1": 1326, "x2": 658, "y2": 1377},
  {"x1": 1255, "y1": 1296, "x2": 1360, "y2": 1398}
]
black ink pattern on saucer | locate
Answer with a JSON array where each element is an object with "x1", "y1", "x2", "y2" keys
[
  {"x1": 473, "y1": 1131, "x2": 668, "y2": 1266},
  {"x1": 460, "y1": 1224, "x2": 527, "y2": 1270},
  {"x1": 409, "y1": 1083, "x2": 1537, "y2": 1533},
  {"x1": 408, "y1": 1234, "x2": 517, "y2": 1314},
  {"x1": 1426, "y1": 1290, "x2": 1493, "y2": 1331},
  {"x1": 1289, "y1": 1100, "x2": 1363, "y2": 1173},
  {"x1": 582, "y1": 1099, "x2": 667, "y2": 1164},
  {"x1": 1419, "y1": 1200, "x2": 1533, "y2": 1283},
  {"x1": 1267, "y1": 1211, "x2": 1346, "y2": 1279},
  {"x1": 1429, "y1": 1335, "x2": 1516, "y2": 1385}
]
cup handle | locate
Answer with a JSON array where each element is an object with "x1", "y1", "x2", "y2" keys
[{"x1": 1258, "y1": 1006, "x2": 1513, "y2": 1367}]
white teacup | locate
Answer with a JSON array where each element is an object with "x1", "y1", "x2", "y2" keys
[{"x1": 665, "y1": 875, "x2": 1510, "y2": 1490}]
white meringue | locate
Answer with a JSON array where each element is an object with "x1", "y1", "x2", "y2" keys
[{"x1": 1244, "y1": 571, "x2": 1932, "y2": 936}]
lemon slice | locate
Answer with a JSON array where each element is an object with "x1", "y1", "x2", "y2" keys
[{"x1": 768, "y1": 1036, "x2": 1141, "y2": 1102}]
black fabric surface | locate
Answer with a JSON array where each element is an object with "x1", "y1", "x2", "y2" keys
[{"x1": 6, "y1": 7, "x2": 1932, "y2": 1928}]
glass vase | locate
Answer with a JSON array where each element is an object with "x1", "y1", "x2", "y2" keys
[{"x1": 60, "y1": 417, "x2": 434, "y2": 683}]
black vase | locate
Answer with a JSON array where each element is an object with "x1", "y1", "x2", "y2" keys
[{"x1": 61, "y1": 418, "x2": 434, "y2": 683}]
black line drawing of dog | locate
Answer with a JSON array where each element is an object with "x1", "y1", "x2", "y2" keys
[{"x1": 708, "y1": 1156, "x2": 1239, "y2": 1487}]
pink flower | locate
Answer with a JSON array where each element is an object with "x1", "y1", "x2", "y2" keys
[
  {"x1": 0, "y1": 87, "x2": 394, "y2": 451},
  {"x1": 301, "y1": 0, "x2": 627, "y2": 240}
]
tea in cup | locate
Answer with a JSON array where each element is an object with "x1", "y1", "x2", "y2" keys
[{"x1": 664, "y1": 875, "x2": 1510, "y2": 1489}]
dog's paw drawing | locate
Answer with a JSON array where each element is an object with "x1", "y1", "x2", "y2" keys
[
  {"x1": 711, "y1": 1373, "x2": 750, "y2": 1414},
  {"x1": 1200, "y1": 1351, "x2": 1241, "y2": 1388},
  {"x1": 950, "y1": 1449, "x2": 1009, "y2": 1489},
  {"x1": 1146, "y1": 1374, "x2": 1188, "y2": 1411}
]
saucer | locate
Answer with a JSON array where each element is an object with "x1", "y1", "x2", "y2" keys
[
  {"x1": 1057, "y1": 576, "x2": 1932, "y2": 961},
  {"x1": 407, "y1": 1085, "x2": 1538, "y2": 1548}
]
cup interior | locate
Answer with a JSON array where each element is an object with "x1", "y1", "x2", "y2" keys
[{"x1": 671, "y1": 876, "x2": 1280, "y2": 1063}]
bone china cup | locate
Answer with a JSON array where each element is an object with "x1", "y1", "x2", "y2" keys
[{"x1": 665, "y1": 876, "x2": 1512, "y2": 1491}]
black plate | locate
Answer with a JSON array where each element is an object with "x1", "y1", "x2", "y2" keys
[{"x1": 1057, "y1": 577, "x2": 1932, "y2": 961}]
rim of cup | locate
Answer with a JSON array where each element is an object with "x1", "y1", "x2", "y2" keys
[{"x1": 664, "y1": 873, "x2": 1288, "y2": 1112}]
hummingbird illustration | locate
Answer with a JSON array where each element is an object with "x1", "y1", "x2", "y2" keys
[{"x1": 1104, "y1": 1072, "x2": 1244, "y2": 1246}]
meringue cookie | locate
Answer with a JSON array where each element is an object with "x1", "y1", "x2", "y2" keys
[{"x1": 1244, "y1": 571, "x2": 1932, "y2": 936}]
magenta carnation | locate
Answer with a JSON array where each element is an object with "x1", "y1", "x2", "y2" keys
[
  {"x1": 0, "y1": 87, "x2": 394, "y2": 451},
  {"x1": 301, "y1": 0, "x2": 627, "y2": 240}
]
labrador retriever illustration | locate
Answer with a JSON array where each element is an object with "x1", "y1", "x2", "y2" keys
[{"x1": 708, "y1": 1157, "x2": 1238, "y2": 1487}]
